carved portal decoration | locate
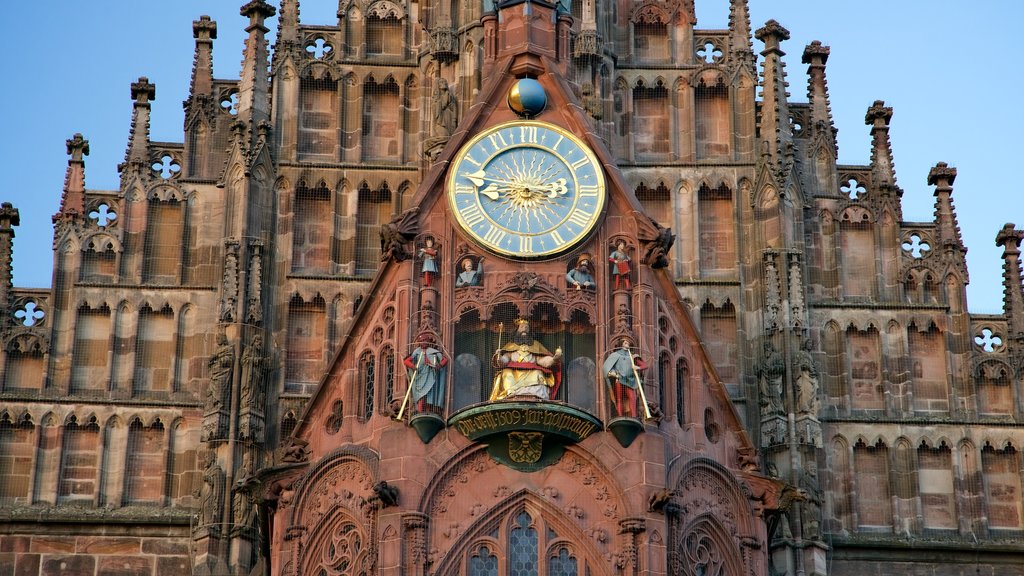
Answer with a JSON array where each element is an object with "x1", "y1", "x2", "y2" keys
[
  {"x1": 288, "y1": 450, "x2": 380, "y2": 576},
  {"x1": 667, "y1": 458, "x2": 759, "y2": 576},
  {"x1": 423, "y1": 445, "x2": 624, "y2": 568}
]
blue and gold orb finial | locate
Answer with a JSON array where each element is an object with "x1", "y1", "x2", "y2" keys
[{"x1": 507, "y1": 78, "x2": 547, "y2": 117}]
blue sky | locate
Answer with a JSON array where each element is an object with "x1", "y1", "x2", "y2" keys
[{"x1": 1, "y1": 1, "x2": 1020, "y2": 313}]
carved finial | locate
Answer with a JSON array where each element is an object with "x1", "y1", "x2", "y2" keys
[
  {"x1": 929, "y1": 162, "x2": 964, "y2": 252},
  {"x1": 193, "y1": 15, "x2": 218, "y2": 40},
  {"x1": 756, "y1": 20, "x2": 793, "y2": 167},
  {"x1": 189, "y1": 16, "x2": 217, "y2": 98},
  {"x1": 865, "y1": 100, "x2": 898, "y2": 191},
  {"x1": 56, "y1": 134, "x2": 89, "y2": 222},
  {"x1": 241, "y1": 0, "x2": 277, "y2": 29},
  {"x1": 927, "y1": 161, "x2": 957, "y2": 188},
  {"x1": 755, "y1": 20, "x2": 791, "y2": 49},
  {"x1": 66, "y1": 133, "x2": 90, "y2": 163},
  {"x1": 996, "y1": 223, "x2": 1024, "y2": 346},
  {"x1": 0, "y1": 203, "x2": 20, "y2": 232},
  {"x1": 727, "y1": 0, "x2": 754, "y2": 68},
  {"x1": 122, "y1": 78, "x2": 155, "y2": 169},
  {"x1": 130, "y1": 76, "x2": 156, "y2": 105},
  {"x1": 864, "y1": 99, "x2": 893, "y2": 128}
]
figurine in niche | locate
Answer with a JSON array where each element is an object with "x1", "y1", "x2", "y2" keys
[
  {"x1": 758, "y1": 341, "x2": 785, "y2": 416},
  {"x1": 455, "y1": 256, "x2": 484, "y2": 287},
  {"x1": 433, "y1": 78, "x2": 458, "y2": 139},
  {"x1": 566, "y1": 253, "x2": 596, "y2": 291},
  {"x1": 490, "y1": 319, "x2": 563, "y2": 401},
  {"x1": 581, "y1": 82, "x2": 602, "y2": 120},
  {"x1": 418, "y1": 238, "x2": 439, "y2": 287},
  {"x1": 794, "y1": 338, "x2": 821, "y2": 416},
  {"x1": 603, "y1": 337, "x2": 648, "y2": 418},
  {"x1": 608, "y1": 240, "x2": 632, "y2": 290},
  {"x1": 403, "y1": 331, "x2": 449, "y2": 413},
  {"x1": 193, "y1": 450, "x2": 224, "y2": 528}
]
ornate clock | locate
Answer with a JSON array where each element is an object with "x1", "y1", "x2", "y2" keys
[{"x1": 447, "y1": 120, "x2": 606, "y2": 258}]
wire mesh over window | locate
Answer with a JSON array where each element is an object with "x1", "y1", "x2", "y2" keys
[
  {"x1": 355, "y1": 183, "x2": 392, "y2": 274},
  {"x1": 367, "y1": 16, "x2": 402, "y2": 55},
  {"x1": 632, "y1": 81, "x2": 670, "y2": 158},
  {"x1": 291, "y1": 182, "x2": 332, "y2": 274},
  {"x1": 142, "y1": 199, "x2": 185, "y2": 284},
  {"x1": 695, "y1": 75, "x2": 730, "y2": 158},
  {"x1": 634, "y1": 21, "x2": 668, "y2": 61},
  {"x1": 299, "y1": 77, "x2": 339, "y2": 158}
]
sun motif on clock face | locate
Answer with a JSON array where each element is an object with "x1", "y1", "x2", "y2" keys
[{"x1": 447, "y1": 120, "x2": 606, "y2": 258}]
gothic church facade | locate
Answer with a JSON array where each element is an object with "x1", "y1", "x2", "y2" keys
[{"x1": 0, "y1": 1, "x2": 1021, "y2": 576}]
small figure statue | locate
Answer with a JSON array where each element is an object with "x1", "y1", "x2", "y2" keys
[
  {"x1": 603, "y1": 337, "x2": 647, "y2": 418},
  {"x1": 609, "y1": 240, "x2": 632, "y2": 290},
  {"x1": 418, "y1": 238, "x2": 439, "y2": 287},
  {"x1": 232, "y1": 452, "x2": 256, "y2": 530},
  {"x1": 758, "y1": 341, "x2": 785, "y2": 416},
  {"x1": 433, "y1": 78, "x2": 458, "y2": 139},
  {"x1": 566, "y1": 253, "x2": 596, "y2": 291},
  {"x1": 207, "y1": 333, "x2": 234, "y2": 412},
  {"x1": 239, "y1": 333, "x2": 266, "y2": 411},
  {"x1": 799, "y1": 464, "x2": 823, "y2": 540},
  {"x1": 794, "y1": 338, "x2": 821, "y2": 416},
  {"x1": 491, "y1": 319, "x2": 563, "y2": 401},
  {"x1": 455, "y1": 256, "x2": 484, "y2": 287},
  {"x1": 403, "y1": 332, "x2": 449, "y2": 413},
  {"x1": 580, "y1": 82, "x2": 602, "y2": 120},
  {"x1": 193, "y1": 451, "x2": 224, "y2": 529}
]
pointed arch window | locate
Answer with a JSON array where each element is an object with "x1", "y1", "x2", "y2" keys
[
  {"x1": 366, "y1": 10, "x2": 403, "y2": 56},
  {"x1": 299, "y1": 76, "x2": 339, "y2": 158},
  {"x1": 695, "y1": 74, "x2": 731, "y2": 158},
  {"x1": 362, "y1": 76, "x2": 401, "y2": 161},
  {"x1": 675, "y1": 358, "x2": 688, "y2": 426},
  {"x1": 292, "y1": 181, "x2": 333, "y2": 273},
  {"x1": 460, "y1": 506, "x2": 581, "y2": 573},
  {"x1": 360, "y1": 352, "x2": 376, "y2": 422},
  {"x1": 697, "y1": 183, "x2": 735, "y2": 276},
  {"x1": 143, "y1": 197, "x2": 186, "y2": 284},
  {"x1": 355, "y1": 182, "x2": 393, "y2": 274},
  {"x1": 632, "y1": 80, "x2": 670, "y2": 159}
]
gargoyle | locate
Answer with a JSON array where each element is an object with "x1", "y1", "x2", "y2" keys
[
  {"x1": 636, "y1": 214, "x2": 675, "y2": 269},
  {"x1": 380, "y1": 207, "x2": 421, "y2": 263}
]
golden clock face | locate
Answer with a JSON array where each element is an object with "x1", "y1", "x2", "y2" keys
[{"x1": 447, "y1": 120, "x2": 606, "y2": 258}]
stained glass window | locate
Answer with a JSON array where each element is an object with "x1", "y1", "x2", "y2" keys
[
  {"x1": 470, "y1": 545, "x2": 499, "y2": 576},
  {"x1": 547, "y1": 547, "x2": 577, "y2": 576},
  {"x1": 509, "y1": 512, "x2": 539, "y2": 576},
  {"x1": 361, "y1": 353, "x2": 375, "y2": 421}
]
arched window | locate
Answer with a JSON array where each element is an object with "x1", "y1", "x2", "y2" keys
[
  {"x1": 298, "y1": 77, "x2": 339, "y2": 158},
  {"x1": 355, "y1": 182, "x2": 393, "y2": 274},
  {"x1": 675, "y1": 359, "x2": 688, "y2": 426},
  {"x1": 292, "y1": 181, "x2": 333, "y2": 273},
  {"x1": 143, "y1": 198, "x2": 186, "y2": 284},
  {"x1": 0, "y1": 413, "x2": 35, "y2": 504},
  {"x1": 459, "y1": 509, "x2": 587, "y2": 576},
  {"x1": 286, "y1": 294, "x2": 328, "y2": 387},
  {"x1": 632, "y1": 80, "x2": 670, "y2": 159},
  {"x1": 697, "y1": 183, "x2": 735, "y2": 276},
  {"x1": 382, "y1": 346, "x2": 395, "y2": 413},
  {"x1": 360, "y1": 352, "x2": 376, "y2": 421}
]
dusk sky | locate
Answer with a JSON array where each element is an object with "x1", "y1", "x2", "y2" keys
[{"x1": 1, "y1": 1, "x2": 1019, "y2": 313}]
